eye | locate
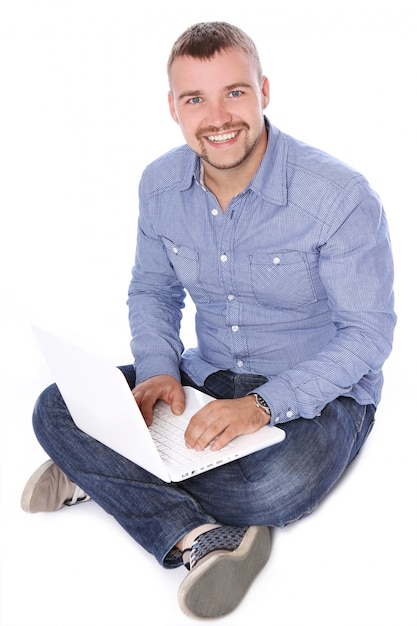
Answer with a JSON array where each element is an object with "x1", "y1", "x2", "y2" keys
[
  {"x1": 188, "y1": 96, "x2": 202, "y2": 104},
  {"x1": 229, "y1": 90, "x2": 242, "y2": 98}
]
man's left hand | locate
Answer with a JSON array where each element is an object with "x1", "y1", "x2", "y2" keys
[{"x1": 184, "y1": 396, "x2": 270, "y2": 452}]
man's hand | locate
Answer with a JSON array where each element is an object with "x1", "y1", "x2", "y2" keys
[
  {"x1": 184, "y1": 395, "x2": 270, "y2": 452},
  {"x1": 132, "y1": 375, "x2": 185, "y2": 426}
]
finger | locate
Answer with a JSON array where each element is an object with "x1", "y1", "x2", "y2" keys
[
  {"x1": 196, "y1": 419, "x2": 241, "y2": 452},
  {"x1": 132, "y1": 387, "x2": 154, "y2": 426},
  {"x1": 208, "y1": 424, "x2": 236, "y2": 451},
  {"x1": 186, "y1": 412, "x2": 230, "y2": 451},
  {"x1": 169, "y1": 387, "x2": 186, "y2": 416},
  {"x1": 183, "y1": 404, "x2": 216, "y2": 449},
  {"x1": 138, "y1": 396, "x2": 155, "y2": 426},
  {"x1": 132, "y1": 376, "x2": 185, "y2": 425}
]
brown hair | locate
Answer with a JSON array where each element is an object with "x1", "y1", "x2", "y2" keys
[{"x1": 167, "y1": 22, "x2": 263, "y2": 83}]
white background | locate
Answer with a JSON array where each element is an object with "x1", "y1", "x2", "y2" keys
[{"x1": 1, "y1": 1, "x2": 416, "y2": 625}]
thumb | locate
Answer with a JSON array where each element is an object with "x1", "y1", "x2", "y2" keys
[
  {"x1": 170, "y1": 388, "x2": 186, "y2": 415},
  {"x1": 171, "y1": 399, "x2": 185, "y2": 415}
]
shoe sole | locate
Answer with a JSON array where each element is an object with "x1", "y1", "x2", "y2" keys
[
  {"x1": 21, "y1": 459, "x2": 55, "y2": 513},
  {"x1": 177, "y1": 525, "x2": 271, "y2": 619}
]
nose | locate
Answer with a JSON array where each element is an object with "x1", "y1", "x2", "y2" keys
[{"x1": 205, "y1": 99, "x2": 232, "y2": 129}]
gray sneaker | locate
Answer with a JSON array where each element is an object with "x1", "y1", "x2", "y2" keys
[
  {"x1": 178, "y1": 525, "x2": 271, "y2": 619},
  {"x1": 21, "y1": 459, "x2": 90, "y2": 513}
]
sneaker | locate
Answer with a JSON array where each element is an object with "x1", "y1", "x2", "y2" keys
[
  {"x1": 178, "y1": 525, "x2": 271, "y2": 619},
  {"x1": 21, "y1": 459, "x2": 90, "y2": 513}
]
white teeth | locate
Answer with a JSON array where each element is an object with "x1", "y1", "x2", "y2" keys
[{"x1": 207, "y1": 131, "x2": 238, "y2": 143}]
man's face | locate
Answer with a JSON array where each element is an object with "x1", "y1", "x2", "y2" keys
[{"x1": 168, "y1": 48, "x2": 270, "y2": 173}]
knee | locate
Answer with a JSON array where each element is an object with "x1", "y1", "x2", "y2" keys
[
  {"x1": 32, "y1": 383, "x2": 65, "y2": 438},
  {"x1": 233, "y1": 447, "x2": 332, "y2": 527}
]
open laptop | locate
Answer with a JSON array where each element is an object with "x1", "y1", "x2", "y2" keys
[{"x1": 32, "y1": 325, "x2": 285, "y2": 482}]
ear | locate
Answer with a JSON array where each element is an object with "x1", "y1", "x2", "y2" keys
[
  {"x1": 260, "y1": 76, "x2": 270, "y2": 110},
  {"x1": 168, "y1": 91, "x2": 179, "y2": 124}
]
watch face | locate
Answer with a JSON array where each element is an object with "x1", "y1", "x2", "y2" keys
[{"x1": 255, "y1": 394, "x2": 270, "y2": 414}]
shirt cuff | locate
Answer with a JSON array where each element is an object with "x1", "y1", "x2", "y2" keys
[
  {"x1": 251, "y1": 379, "x2": 299, "y2": 425},
  {"x1": 134, "y1": 356, "x2": 181, "y2": 386}
]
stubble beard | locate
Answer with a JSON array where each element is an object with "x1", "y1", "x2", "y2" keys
[{"x1": 195, "y1": 123, "x2": 260, "y2": 171}]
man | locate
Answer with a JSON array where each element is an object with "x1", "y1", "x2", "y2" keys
[{"x1": 21, "y1": 22, "x2": 396, "y2": 619}]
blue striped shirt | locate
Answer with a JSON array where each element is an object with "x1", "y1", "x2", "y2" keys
[{"x1": 128, "y1": 119, "x2": 396, "y2": 425}]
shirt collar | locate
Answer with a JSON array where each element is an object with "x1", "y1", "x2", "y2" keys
[
  {"x1": 182, "y1": 117, "x2": 288, "y2": 206},
  {"x1": 249, "y1": 118, "x2": 288, "y2": 206}
]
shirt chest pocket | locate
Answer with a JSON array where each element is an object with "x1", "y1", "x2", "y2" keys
[
  {"x1": 249, "y1": 250, "x2": 317, "y2": 310},
  {"x1": 162, "y1": 237, "x2": 211, "y2": 303}
]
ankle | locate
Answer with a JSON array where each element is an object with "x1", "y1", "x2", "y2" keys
[{"x1": 177, "y1": 523, "x2": 221, "y2": 553}]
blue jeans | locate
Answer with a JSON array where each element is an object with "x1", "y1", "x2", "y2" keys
[{"x1": 32, "y1": 366, "x2": 375, "y2": 568}]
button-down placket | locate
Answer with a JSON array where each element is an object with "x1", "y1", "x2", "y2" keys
[{"x1": 217, "y1": 194, "x2": 250, "y2": 371}]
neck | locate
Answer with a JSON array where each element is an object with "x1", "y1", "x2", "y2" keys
[
  {"x1": 203, "y1": 168, "x2": 249, "y2": 211},
  {"x1": 202, "y1": 125, "x2": 268, "y2": 211}
]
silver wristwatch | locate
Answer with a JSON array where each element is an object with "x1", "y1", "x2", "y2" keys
[{"x1": 252, "y1": 393, "x2": 271, "y2": 416}]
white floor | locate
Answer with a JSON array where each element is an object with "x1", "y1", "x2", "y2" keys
[
  {"x1": 1, "y1": 1, "x2": 416, "y2": 625},
  {"x1": 1, "y1": 322, "x2": 415, "y2": 626}
]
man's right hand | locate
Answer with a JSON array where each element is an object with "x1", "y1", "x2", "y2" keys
[{"x1": 132, "y1": 375, "x2": 186, "y2": 426}]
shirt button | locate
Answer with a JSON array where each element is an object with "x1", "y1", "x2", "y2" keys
[
  {"x1": 228, "y1": 294, "x2": 235, "y2": 301},
  {"x1": 231, "y1": 325, "x2": 239, "y2": 332},
  {"x1": 236, "y1": 360, "x2": 244, "y2": 367},
  {"x1": 172, "y1": 246, "x2": 179, "y2": 254},
  {"x1": 220, "y1": 254, "x2": 228, "y2": 262},
  {"x1": 273, "y1": 256, "x2": 281, "y2": 265},
  {"x1": 211, "y1": 209, "x2": 218, "y2": 216},
  {"x1": 286, "y1": 410, "x2": 294, "y2": 418}
]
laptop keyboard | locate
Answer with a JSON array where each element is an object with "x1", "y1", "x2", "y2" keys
[{"x1": 150, "y1": 404, "x2": 231, "y2": 466}]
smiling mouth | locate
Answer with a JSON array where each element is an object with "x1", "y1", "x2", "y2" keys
[{"x1": 205, "y1": 130, "x2": 240, "y2": 144}]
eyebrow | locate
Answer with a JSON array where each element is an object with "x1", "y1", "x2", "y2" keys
[
  {"x1": 225, "y1": 82, "x2": 253, "y2": 92},
  {"x1": 177, "y1": 89, "x2": 203, "y2": 100},
  {"x1": 177, "y1": 82, "x2": 254, "y2": 101}
]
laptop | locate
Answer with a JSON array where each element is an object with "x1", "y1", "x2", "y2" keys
[{"x1": 32, "y1": 325, "x2": 285, "y2": 482}]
